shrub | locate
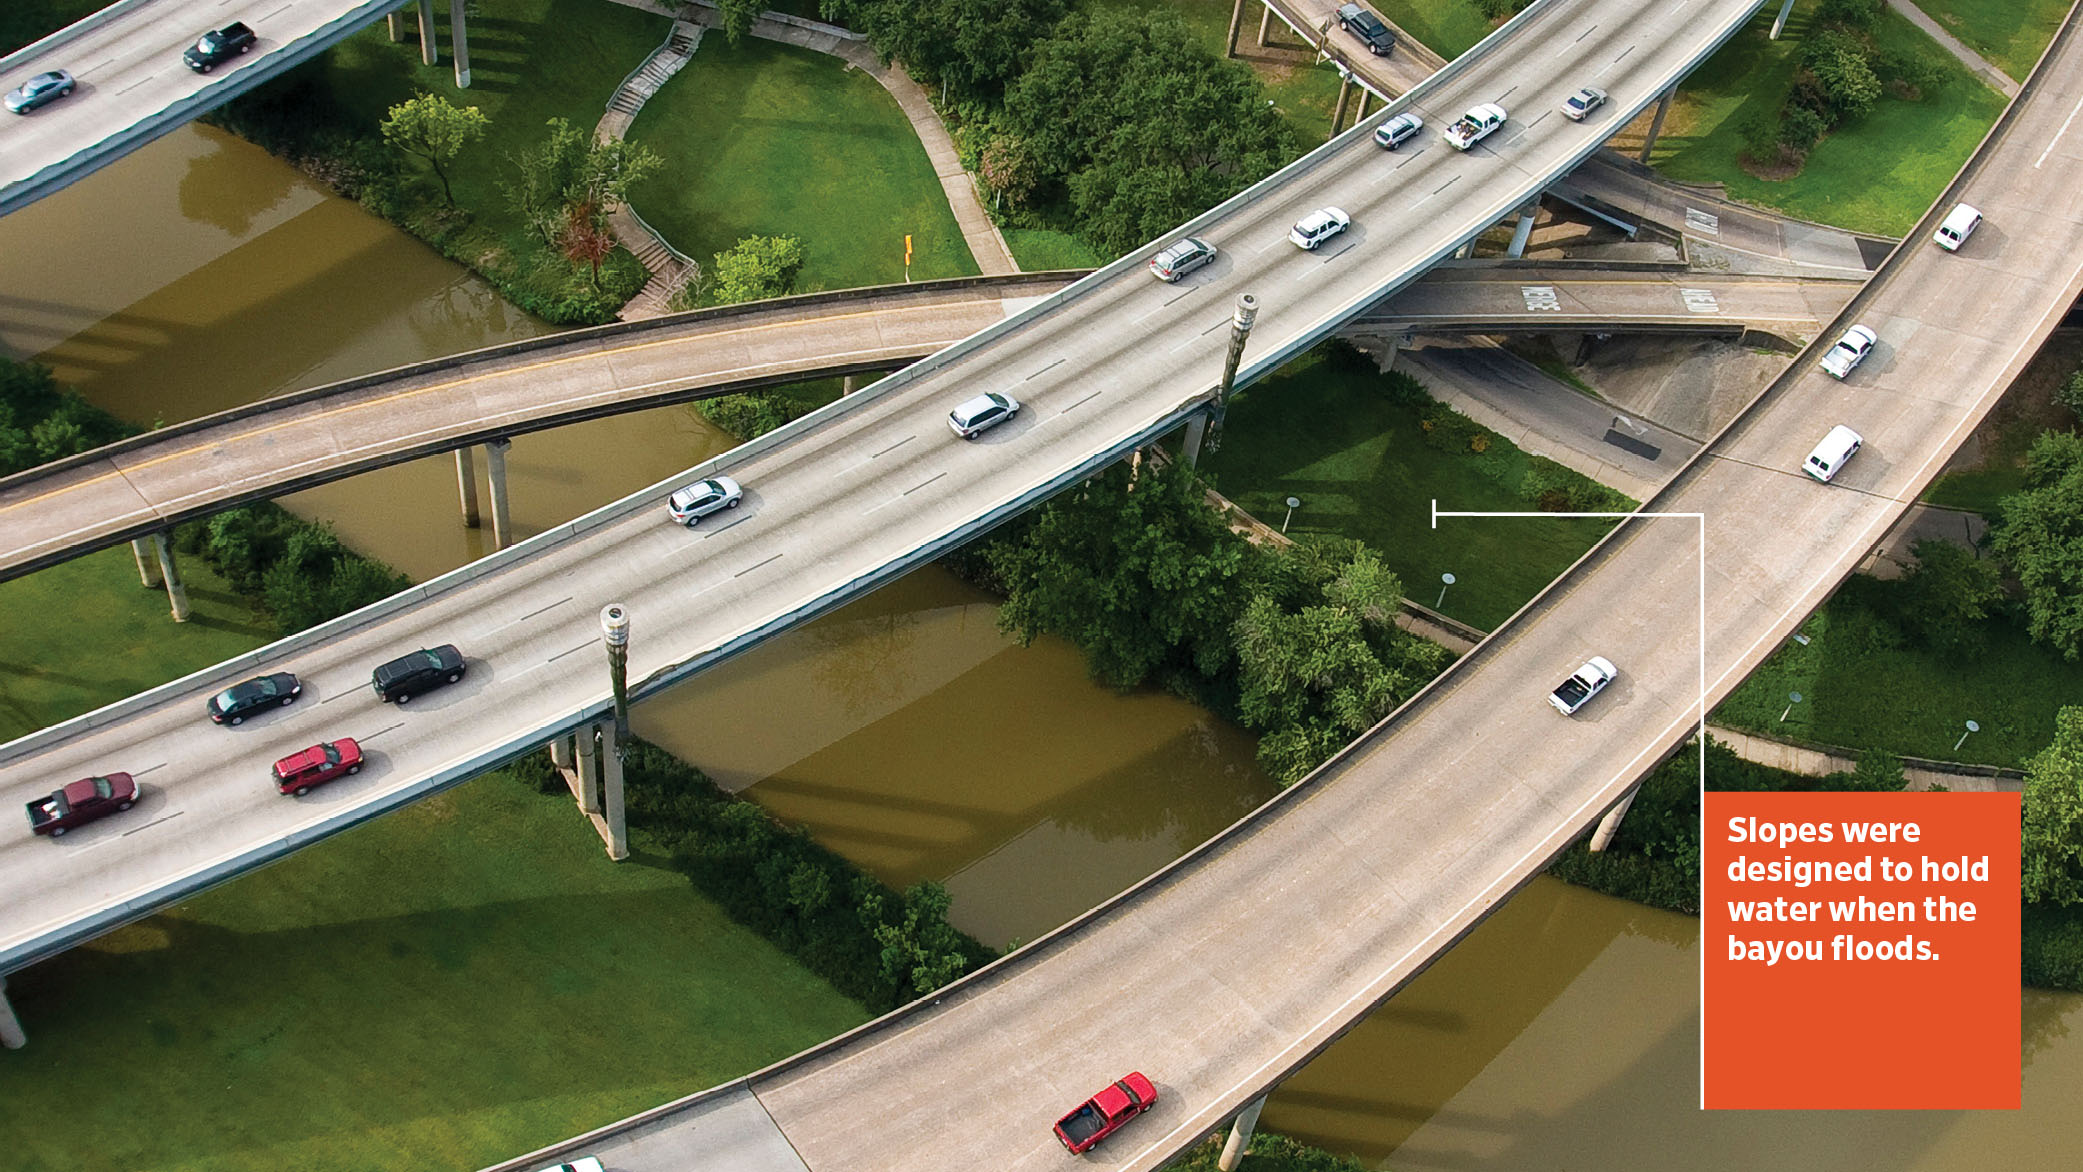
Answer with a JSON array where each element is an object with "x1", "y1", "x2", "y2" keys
[
  {"x1": 1778, "y1": 103, "x2": 1828, "y2": 151},
  {"x1": 1815, "y1": 0, "x2": 1883, "y2": 29}
]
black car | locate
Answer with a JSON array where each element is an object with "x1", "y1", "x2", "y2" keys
[
  {"x1": 183, "y1": 22, "x2": 256, "y2": 73},
  {"x1": 371, "y1": 645, "x2": 466, "y2": 704},
  {"x1": 1335, "y1": 3, "x2": 1396, "y2": 56},
  {"x1": 207, "y1": 672, "x2": 301, "y2": 725}
]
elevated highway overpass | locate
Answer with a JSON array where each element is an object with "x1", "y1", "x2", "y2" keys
[
  {"x1": 476, "y1": 6, "x2": 2083, "y2": 1169},
  {"x1": 0, "y1": 265, "x2": 1857, "y2": 580},
  {"x1": 0, "y1": 0, "x2": 424, "y2": 217},
  {"x1": 0, "y1": 0, "x2": 1765, "y2": 999},
  {"x1": 2, "y1": 0, "x2": 2054, "y2": 1164}
]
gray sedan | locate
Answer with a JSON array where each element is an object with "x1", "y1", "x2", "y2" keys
[{"x1": 6, "y1": 70, "x2": 75, "y2": 114}]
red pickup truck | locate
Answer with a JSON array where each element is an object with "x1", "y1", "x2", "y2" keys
[{"x1": 1053, "y1": 1072, "x2": 1157, "y2": 1154}]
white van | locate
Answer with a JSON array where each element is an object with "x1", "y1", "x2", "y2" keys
[
  {"x1": 1932, "y1": 204, "x2": 1982, "y2": 252},
  {"x1": 1803, "y1": 425, "x2": 1864, "y2": 483}
]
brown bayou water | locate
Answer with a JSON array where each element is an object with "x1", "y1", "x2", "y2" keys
[{"x1": 6, "y1": 122, "x2": 2080, "y2": 1171}]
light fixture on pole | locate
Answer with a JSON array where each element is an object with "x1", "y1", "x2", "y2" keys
[
  {"x1": 1779, "y1": 691, "x2": 1803, "y2": 723},
  {"x1": 1954, "y1": 720, "x2": 1980, "y2": 753},
  {"x1": 1282, "y1": 496, "x2": 1301, "y2": 533},
  {"x1": 1436, "y1": 572, "x2": 1455, "y2": 609}
]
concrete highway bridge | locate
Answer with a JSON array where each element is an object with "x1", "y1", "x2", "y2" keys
[
  {"x1": 0, "y1": 0, "x2": 470, "y2": 216},
  {"x1": 0, "y1": 0, "x2": 2073, "y2": 1168},
  {"x1": 0, "y1": 265, "x2": 1858, "y2": 582},
  {"x1": 473, "y1": 6, "x2": 2083, "y2": 1169}
]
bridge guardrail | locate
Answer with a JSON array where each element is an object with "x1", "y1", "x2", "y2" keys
[{"x1": 0, "y1": 0, "x2": 161, "y2": 74}]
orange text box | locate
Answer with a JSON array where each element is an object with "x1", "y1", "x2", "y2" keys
[{"x1": 1703, "y1": 790, "x2": 2019, "y2": 1109}]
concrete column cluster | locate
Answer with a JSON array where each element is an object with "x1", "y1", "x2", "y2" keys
[{"x1": 454, "y1": 440, "x2": 514, "y2": 549}]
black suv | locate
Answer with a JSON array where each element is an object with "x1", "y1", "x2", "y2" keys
[
  {"x1": 183, "y1": 22, "x2": 256, "y2": 73},
  {"x1": 371, "y1": 645, "x2": 466, "y2": 704},
  {"x1": 1335, "y1": 4, "x2": 1396, "y2": 56}
]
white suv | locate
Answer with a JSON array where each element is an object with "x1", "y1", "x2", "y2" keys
[
  {"x1": 948, "y1": 392, "x2": 1020, "y2": 438},
  {"x1": 1289, "y1": 207, "x2": 1351, "y2": 250}
]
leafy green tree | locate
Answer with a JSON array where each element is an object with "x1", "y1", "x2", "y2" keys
[
  {"x1": 987, "y1": 459, "x2": 1254, "y2": 688},
  {"x1": 824, "y1": 0, "x2": 1070, "y2": 99},
  {"x1": 1848, "y1": 747, "x2": 1908, "y2": 791},
  {"x1": 1799, "y1": 28, "x2": 1883, "y2": 122},
  {"x1": 572, "y1": 135, "x2": 663, "y2": 212},
  {"x1": 380, "y1": 93, "x2": 489, "y2": 206},
  {"x1": 1003, "y1": 10, "x2": 1295, "y2": 254},
  {"x1": 1896, "y1": 538, "x2": 2003, "y2": 658},
  {"x1": 2023, "y1": 707, "x2": 2083, "y2": 905},
  {"x1": 1815, "y1": 0, "x2": 1883, "y2": 29},
  {"x1": 2057, "y1": 366, "x2": 2083, "y2": 419},
  {"x1": 709, "y1": 235, "x2": 808, "y2": 304},
  {"x1": 505, "y1": 117, "x2": 590, "y2": 246},
  {"x1": 0, "y1": 357, "x2": 135, "y2": 474},
  {"x1": 1234, "y1": 597, "x2": 1398, "y2": 783},
  {"x1": 714, "y1": 0, "x2": 762, "y2": 42},
  {"x1": 865, "y1": 881, "x2": 969, "y2": 996},
  {"x1": 1994, "y1": 431, "x2": 2083, "y2": 659}
]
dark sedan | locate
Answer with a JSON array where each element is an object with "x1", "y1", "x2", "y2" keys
[
  {"x1": 5, "y1": 70, "x2": 75, "y2": 114},
  {"x1": 28, "y1": 774, "x2": 137, "y2": 837},
  {"x1": 208, "y1": 671, "x2": 302, "y2": 725},
  {"x1": 183, "y1": 22, "x2": 256, "y2": 73}
]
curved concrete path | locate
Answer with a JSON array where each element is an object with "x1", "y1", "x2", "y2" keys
[{"x1": 0, "y1": 266, "x2": 1854, "y2": 581}]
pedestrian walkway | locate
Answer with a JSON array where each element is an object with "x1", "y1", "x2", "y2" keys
[
  {"x1": 1888, "y1": 0, "x2": 2021, "y2": 98},
  {"x1": 596, "y1": 16, "x2": 705, "y2": 319}
]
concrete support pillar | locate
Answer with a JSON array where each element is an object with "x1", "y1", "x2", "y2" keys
[
  {"x1": 0, "y1": 977, "x2": 24, "y2": 1050},
  {"x1": 1454, "y1": 239, "x2": 1476, "y2": 260},
  {"x1": 1225, "y1": 0, "x2": 1246, "y2": 58},
  {"x1": 131, "y1": 537, "x2": 162, "y2": 587},
  {"x1": 1380, "y1": 331, "x2": 1409, "y2": 375},
  {"x1": 1506, "y1": 200, "x2": 1540, "y2": 259},
  {"x1": 387, "y1": 10, "x2": 405, "y2": 41},
  {"x1": 842, "y1": 374, "x2": 859, "y2": 395},
  {"x1": 450, "y1": 0, "x2": 471, "y2": 88},
  {"x1": 1355, "y1": 89, "x2": 1374, "y2": 123},
  {"x1": 1638, "y1": 88, "x2": 1675, "y2": 162},
  {"x1": 1770, "y1": 0, "x2": 1796, "y2": 39},
  {"x1": 575, "y1": 725, "x2": 601, "y2": 814},
  {"x1": 1206, "y1": 293, "x2": 1258, "y2": 458},
  {"x1": 602, "y1": 732, "x2": 629, "y2": 861},
  {"x1": 1181, "y1": 414, "x2": 1209, "y2": 469},
  {"x1": 455, "y1": 447, "x2": 480, "y2": 528},
  {"x1": 1219, "y1": 1096, "x2": 1267, "y2": 1171},
  {"x1": 1257, "y1": 4, "x2": 1273, "y2": 47},
  {"x1": 152, "y1": 532, "x2": 190, "y2": 623},
  {"x1": 417, "y1": 0, "x2": 438, "y2": 66},
  {"x1": 550, "y1": 734, "x2": 574, "y2": 772},
  {"x1": 1589, "y1": 791, "x2": 1638, "y2": 853},
  {"x1": 1329, "y1": 75, "x2": 1352, "y2": 141},
  {"x1": 484, "y1": 437, "x2": 513, "y2": 551}
]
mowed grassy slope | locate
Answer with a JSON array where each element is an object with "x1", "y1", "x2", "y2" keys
[
  {"x1": 1912, "y1": 0, "x2": 2068, "y2": 81},
  {"x1": 1651, "y1": 6, "x2": 2007, "y2": 235},
  {"x1": 626, "y1": 36, "x2": 978, "y2": 291},
  {"x1": 1203, "y1": 350, "x2": 1613, "y2": 630},
  {"x1": 1, "y1": 778, "x2": 866, "y2": 1172}
]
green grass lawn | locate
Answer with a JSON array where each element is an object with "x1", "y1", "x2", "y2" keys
[
  {"x1": 1651, "y1": 6, "x2": 2007, "y2": 236},
  {"x1": 1912, "y1": 0, "x2": 2067, "y2": 81},
  {"x1": 0, "y1": 0, "x2": 102, "y2": 55},
  {"x1": 1002, "y1": 227, "x2": 1106, "y2": 270},
  {"x1": 1374, "y1": 0, "x2": 1499, "y2": 59},
  {"x1": 0, "y1": 546, "x2": 277, "y2": 740},
  {"x1": 1202, "y1": 349, "x2": 1616, "y2": 630},
  {"x1": 1714, "y1": 576, "x2": 2083, "y2": 767},
  {"x1": 1922, "y1": 407, "x2": 2044, "y2": 514},
  {"x1": 0, "y1": 777, "x2": 866, "y2": 1172},
  {"x1": 626, "y1": 36, "x2": 978, "y2": 292}
]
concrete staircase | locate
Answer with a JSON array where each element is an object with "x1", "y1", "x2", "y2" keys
[{"x1": 597, "y1": 17, "x2": 706, "y2": 319}]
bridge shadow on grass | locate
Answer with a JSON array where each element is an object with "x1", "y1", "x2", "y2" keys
[{"x1": 1, "y1": 885, "x2": 865, "y2": 1172}]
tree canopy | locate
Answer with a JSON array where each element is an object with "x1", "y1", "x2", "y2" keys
[
  {"x1": 1001, "y1": 10, "x2": 1296, "y2": 254},
  {"x1": 380, "y1": 93, "x2": 489, "y2": 206},
  {"x1": 709, "y1": 235, "x2": 808, "y2": 304},
  {"x1": 1994, "y1": 430, "x2": 2083, "y2": 660},
  {"x1": 2024, "y1": 707, "x2": 2083, "y2": 906},
  {"x1": 824, "y1": 0, "x2": 1070, "y2": 100}
]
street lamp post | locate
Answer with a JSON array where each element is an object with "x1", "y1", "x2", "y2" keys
[
  {"x1": 1779, "y1": 691, "x2": 1803, "y2": 723},
  {"x1": 1436, "y1": 572, "x2": 1456, "y2": 609},
  {"x1": 1282, "y1": 496, "x2": 1301, "y2": 533},
  {"x1": 1954, "y1": 720, "x2": 1980, "y2": 753}
]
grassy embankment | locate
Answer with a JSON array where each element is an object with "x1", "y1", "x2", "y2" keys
[
  {"x1": 0, "y1": 0, "x2": 102, "y2": 55},
  {"x1": 625, "y1": 35, "x2": 977, "y2": 291},
  {"x1": 1913, "y1": 0, "x2": 2069, "y2": 81},
  {"x1": 1203, "y1": 348, "x2": 1624, "y2": 631},
  {"x1": 1648, "y1": 4, "x2": 2009, "y2": 235}
]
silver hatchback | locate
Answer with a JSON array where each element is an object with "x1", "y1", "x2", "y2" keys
[{"x1": 666, "y1": 475, "x2": 744, "y2": 525}]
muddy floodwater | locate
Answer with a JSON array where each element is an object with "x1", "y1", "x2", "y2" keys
[{"x1": 7, "y1": 121, "x2": 2080, "y2": 1172}]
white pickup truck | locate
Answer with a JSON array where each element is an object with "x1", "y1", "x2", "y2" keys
[
  {"x1": 1442, "y1": 103, "x2": 1508, "y2": 150},
  {"x1": 1549, "y1": 657, "x2": 1617, "y2": 715}
]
